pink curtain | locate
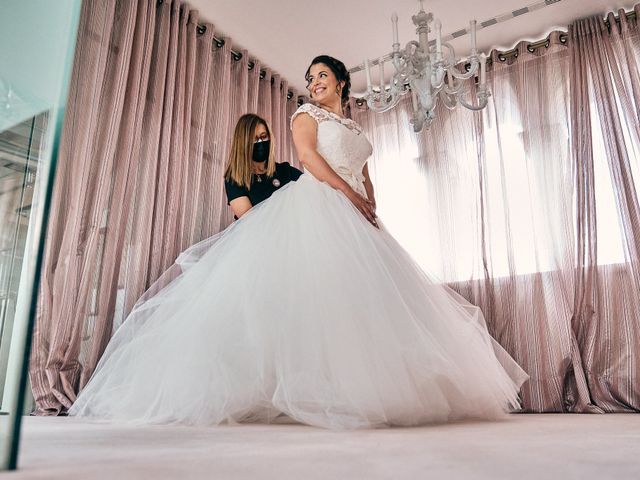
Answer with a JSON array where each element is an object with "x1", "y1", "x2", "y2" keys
[
  {"x1": 569, "y1": 7, "x2": 640, "y2": 411},
  {"x1": 352, "y1": 6, "x2": 640, "y2": 412},
  {"x1": 30, "y1": 0, "x2": 300, "y2": 415}
]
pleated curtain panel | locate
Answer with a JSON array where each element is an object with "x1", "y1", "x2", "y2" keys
[
  {"x1": 31, "y1": 0, "x2": 640, "y2": 416},
  {"x1": 351, "y1": 5, "x2": 640, "y2": 413}
]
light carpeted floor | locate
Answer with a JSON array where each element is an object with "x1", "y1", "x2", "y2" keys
[{"x1": 2, "y1": 414, "x2": 639, "y2": 479}]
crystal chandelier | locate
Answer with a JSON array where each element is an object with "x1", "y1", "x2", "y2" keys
[{"x1": 361, "y1": 0, "x2": 489, "y2": 132}]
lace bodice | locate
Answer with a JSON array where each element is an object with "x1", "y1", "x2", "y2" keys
[{"x1": 290, "y1": 103, "x2": 373, "y2": 196}]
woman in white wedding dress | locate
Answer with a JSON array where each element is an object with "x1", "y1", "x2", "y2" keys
[{"x1": 68, "y1": 55, "x2": 528, "y2": 429}]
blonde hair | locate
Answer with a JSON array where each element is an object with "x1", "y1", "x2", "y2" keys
[{"x1": 224, "y1": 114, "x2": 276, "y2": 189}]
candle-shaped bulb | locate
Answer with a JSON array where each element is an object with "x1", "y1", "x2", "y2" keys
[
  {"x1": 364, "y1": 58, "x2": 372, "y2": 91},
  {"x1": 434, "y1": 19, "x2": 442, "y2": 60},
  {"x1": 392, "y1": 12, "x2": 399, "y2": 46},
  {"x1": 378, "y1": 58, "x2": 385, "y2": 91},
  {"x1": 470, "y1": 20, "x2": 477, "y2": 54}
]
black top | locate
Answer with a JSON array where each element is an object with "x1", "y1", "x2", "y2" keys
[{"x1": 225, "y1": 161, "x2": 303, "y2": 215}]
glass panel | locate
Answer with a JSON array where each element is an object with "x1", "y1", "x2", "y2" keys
[
  {"x1": 0, "y1": 0, "x2": 81, "y2": 470},
  {"x1": 0, "y1": 113, "x2": 47, "y2": 404}
]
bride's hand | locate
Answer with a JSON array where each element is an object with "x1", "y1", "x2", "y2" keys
[{"x1": 345, "y1": 188, "x2": 378, "y2": 228}]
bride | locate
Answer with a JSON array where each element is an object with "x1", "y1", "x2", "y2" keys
[{"x1": 69, "y1": 55, "x2": 528, "y2": 429}]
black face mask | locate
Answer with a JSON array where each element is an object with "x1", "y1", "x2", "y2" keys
[{"x1": 252, "y1": 140, "x2": 270, "y2": 163}]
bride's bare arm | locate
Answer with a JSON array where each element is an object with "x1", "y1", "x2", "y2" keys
[
  {"x1": 292, "y1": 114, "x2": 352, "y2": 192},
  {"x1": 292, "y1": 113, "x2": 377, "y2": 226},
  {"x1": 362, "y1": 163, "x2": 376, "y2": 212}
]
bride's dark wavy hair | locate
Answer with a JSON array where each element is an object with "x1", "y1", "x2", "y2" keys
[{"x1": 305, "y1": 55, "x2": 351, "y2": 108}]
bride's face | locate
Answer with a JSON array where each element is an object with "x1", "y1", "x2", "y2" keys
[{"x1": 306, "y1": 63, "x2": 342, "y2": 103}]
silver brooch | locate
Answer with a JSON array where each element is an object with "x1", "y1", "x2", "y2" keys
[{"x1": 272, "y1": 179, "x2": 281, "y2": 188}]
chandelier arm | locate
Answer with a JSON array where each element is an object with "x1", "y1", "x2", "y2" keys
[
  {"x1": 440, "y1": 42, "x2": 456, "y2": 64},
  {"x1": 392, "y1": 55, "x2": 403, "y2": 71},
  {"x1": 397, "y1": 65, "x2": 412, "y2": 79},
  {"x1": 443, "y1": 84, "x2": 464, "y2": 96},
  {"x1": 368, "y1": 102, "x2": 399, "y2": 113},
  {"x1": 431, "y1": 82, "x2": 445, "y2": 98},
  {"x1": 384, "y1": 93, "x2": 403, "y2": 112},
  {"x1": 375, "y1": 99, "x2": 401, "y2": 113},
  {"x1": 448, "y1": 61, "x2": 479, "y2": 80},
  {"x1": 365, "y1": 87, "x2": 403, "y2": 113},
  {"x1": 389, "y1": 78, "x2": 409, "y2": 99},
  {"x1": 440, "y1": 91, "x2": 457, "y2": 110},
  {"x1": 456, "y1": 91, "x2": 490, "y2": 111},
  {"x1": 442, "y1": 75, "x2": 464, "y2": 95},
  {"x1": 392, "y1": 57, "x2": 412, "y2": 78}
]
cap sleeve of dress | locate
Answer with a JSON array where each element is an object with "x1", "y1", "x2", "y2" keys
[{"x1": 290, "y1": 103, "x2": 326, "y2": 130}]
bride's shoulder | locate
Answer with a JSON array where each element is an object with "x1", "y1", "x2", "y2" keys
[
  {"x1": 294, "y1": 102, "x2": 322, "y2": 115},
  {"x1": 290, "y1": 103, "x2": 328, "y2": 129}
]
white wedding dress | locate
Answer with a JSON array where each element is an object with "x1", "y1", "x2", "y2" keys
[{"x1": 69, "y1": 103, "x2": 528, "y2": 429}]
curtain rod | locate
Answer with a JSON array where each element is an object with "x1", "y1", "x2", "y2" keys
[
  {"x1": 152, "y1": 0, "x2": 298, "y2": 101},
  {"x1": 192, "y1": 24, "x2": 298, "y2": 102},
  {"x1": 159, "y1": 1, "x2": 636, "y2": 104},
  {"x1": 494, "y1": 8, "x2": 636, "y2": 61}
]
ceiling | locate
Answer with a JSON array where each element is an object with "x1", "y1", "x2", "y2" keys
[{"x1": 188, "y1": 0, "x2": 637, "y2": 94}]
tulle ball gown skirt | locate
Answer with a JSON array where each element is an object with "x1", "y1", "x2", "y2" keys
[{"x1": 69, "y1": 174, "x2": 528, "y2": 429}]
